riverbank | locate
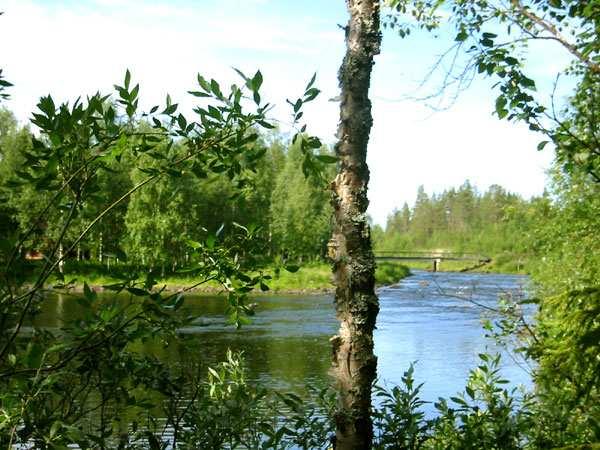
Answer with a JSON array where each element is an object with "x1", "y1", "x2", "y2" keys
[
  {"x1": 46, "y1": 261, "x2": 411, "y2": 294},
  {"x1": 401, "y1": 254, "x2": 530, "y2": 275}
]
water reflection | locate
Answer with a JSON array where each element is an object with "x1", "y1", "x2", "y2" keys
[{"x1": 36, "y1": 270, "x2": 533, "y2": 415}]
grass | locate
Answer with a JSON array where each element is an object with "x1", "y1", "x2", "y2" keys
[
  {"x1": 42, "y1": 260, "x2": 412, "y2": 294},
  {"x1": 269, "y1": 261, "x2": 411, "y2": 292},
  {"x1": 268, "y1": 263, "x2": 334, "y2": 292},
  {"x1": 375, "y1": 262, "x2": 411, "y2": 286},
  {"x1": 33, "y1": 252, "x2": 531, "y2": 296}
]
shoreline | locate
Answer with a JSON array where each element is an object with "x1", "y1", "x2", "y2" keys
[
  {"x1": 55, "y1": 279, "x2": 408, "y2": 296},
  {"x1": 42, "y1": 259, "x2": 527, "y2": 297}
]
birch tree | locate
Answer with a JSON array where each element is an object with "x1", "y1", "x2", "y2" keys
[{"x1": 329, "y1": 1, "x2": 382, "y2": 448}]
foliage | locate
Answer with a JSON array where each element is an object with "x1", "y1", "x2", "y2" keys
[
  {"x1": 373, "y1": 364, "x2": 433, "y2": 450},
  {"x1": 270, "y1": 140, "x2": 333, "y2": 260},
  {"x1": 1, "y1": 0, "x2": 599, "y2": 445},
  {"x1": 374, "y1": 181, "x2": 539, "y2": 269},
  {"x1": 386, "y1": 0, "x2": 600, "y2": 183},
  {"x1": 0, "y1": 117, "x2": 333, "y2": 274},
  {"x1": 523, "y1": 168, "x2": 600, "y2": 446},
  {"x1": 550, "y1": 72, "x2": 600, "y2": 182},
  {"x1": 371, "y1": 353, "x2": 538, "y2": 450},
  {"x1": 0, "y1": 68, "x2": 11, "y2": 101},
  {"x1": 0, "y1": 68, "x2": 328, "y2": 447},
  {"x1": 426, "y1": 353, "x2": 533, "y2": 450}
]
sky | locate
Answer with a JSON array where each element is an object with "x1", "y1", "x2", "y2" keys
[{"x1": 0, "y1": 0, "x2": 575, "y2": 225}]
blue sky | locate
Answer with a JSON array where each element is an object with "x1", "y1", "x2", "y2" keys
[{"x1": 0, "y1": 0, "x2": 574, "y2": 225}]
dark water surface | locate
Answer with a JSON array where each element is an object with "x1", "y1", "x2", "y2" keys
[{"x1": 37, "y1": 270, "x2": 533, "y2": 415}]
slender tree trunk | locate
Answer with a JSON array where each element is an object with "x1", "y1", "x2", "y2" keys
[
  {"x1": 99, "y1": 231, "x2": 103, "y2": 263},
  {"x1": 58, "y1": 242, "x2": 65, "y2": 274},
  {"x1": 329, "y1": 1, "x2": 381, "y2": 449}
]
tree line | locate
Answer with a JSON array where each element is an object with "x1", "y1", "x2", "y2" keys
[
  {"x1": 0, "y1": 109, "x2": 333, "y2": 274},
  {"x1": 372, "y1": 181, "x2": 544, "y2": 266}
]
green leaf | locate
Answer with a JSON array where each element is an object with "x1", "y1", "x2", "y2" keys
[
  {"x1": 205, "y1": 234, "x2": 215, "y2": 249},
  {"x1": 83, "y1": 282, "x2": 97, "y2": 301},
  {"x1": 130, "y1": 84, "x2": 139, "y2": 99},
  {"x1": 252, "y1": 70, "x2": 263, "y2": 91},
  {"x1": 162, "y1": 103, "x2": 178, "y2": 115},
  {"x1": 258, "y1": 120, "x2": 275, "y2": 129},
  {"x1": 520, "y1": 76, "x2": 536, "y2": 90},
  {"x1": 284, "y1": 265, "x2": 300, "y2": 273},
  {"x1": 465, "y1": 385, "x2": 475, "y2": 398},
  {"x1": 495, "y1": 96, "x2": 508, "y2": 118},
  {"x1": 303, "y1": 87, "x2": 320, "y2": 102},
  {"x1": 315, "y1": 154, "x2": 338, "y2": 164},
  {"x1": 124, "y1": 69, "x2": 131, "y2": 89},
  {"x1": 197, "y1": 73, "x2": 210, "y2": 91},
  {"x1": 305, "y1": 72, "x2": 317, "y2": 90},
  {"x1": 505, "y1": 56, "x2": 519, "y2": 66},
  {"x1": 102, "y1": 282, "x2": 126, "y2": 292},
  {"x1": 126, "y1": 287, "x2": 148, "y2": 297},
  {"x1": 210, "y1": 79, "x2": 223, "y2": 98},
  {"x1": 177, "y1": 113, "x2": 187, "y2": 130},
  {"x1": 455, "y1": 29, "x2": 468, "y2": 42},
  {"x1": 233, "y1": 67, "x2": 249, "y2": 82},
  {"x1": 188, "y1": 90, "x2": 210, "y2": 97}
]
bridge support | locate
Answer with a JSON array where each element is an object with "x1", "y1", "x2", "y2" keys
[{"x1": 433, "y1": 258, "x2": 441, "y2": 272}]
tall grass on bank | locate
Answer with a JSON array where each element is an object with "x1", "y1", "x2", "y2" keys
[{"x1": 39, "y1": 260, "x2": 411, "y2": 293}]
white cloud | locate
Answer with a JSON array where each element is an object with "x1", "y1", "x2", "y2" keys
[{"x1": 0, "y1": 0, "x2": 555, "y2": 226}]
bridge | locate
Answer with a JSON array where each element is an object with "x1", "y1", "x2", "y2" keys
[{"x1": 374, "y1": 251, "x2": 491, "y2": 272}]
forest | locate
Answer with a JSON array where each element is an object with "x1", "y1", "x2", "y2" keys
[
  {"x1": 0, "y1": 0, "x2": 599, "y2": 449},
  {"x1": 0, "y1": 112, "x2": 334, "y2": 275}
]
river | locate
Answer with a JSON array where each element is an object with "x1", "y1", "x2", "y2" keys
[{"x1": 36, "y1": 270, "x2": 534, "y2": 417}]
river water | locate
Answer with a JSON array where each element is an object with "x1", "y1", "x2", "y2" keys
[{"x1": 37, "y1": 270, "x2": 534, "y2": 417}]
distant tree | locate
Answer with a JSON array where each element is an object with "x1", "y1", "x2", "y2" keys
[
  {"x1": 232, "y1": 135, "x2": 285, "y2": 246},
  {"x1": 0, "y1": 110, "x2": 75, "y2": 256},
  {"x1": 0, "y1": 109, "x2": 22, "y2": 241},
  {"x1": 410, "y1": 185, "x2": 434, "y2": 246},
  {"x1": 386, "y1": 202, "x2": 411, "y2": 235},
  {"x1": 270, "y1": 140, "x2": 331, "y2": 260},
  {"x1": 124, "y1": 145, "x2": 199, "y2": 273}
]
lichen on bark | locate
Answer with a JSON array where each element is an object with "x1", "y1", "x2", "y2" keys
[{"x1": 329, "y1": 1, "x2": 382, "y2": 449}]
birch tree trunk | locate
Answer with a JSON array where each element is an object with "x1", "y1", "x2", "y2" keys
[{"x1": 329, "y1": 1, "x2": 381, "y2": 449}]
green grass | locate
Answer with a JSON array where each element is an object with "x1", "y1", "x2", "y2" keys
[
  {"x1": 375, "y1": 262, "x2": 411, "y2": 286},
  {"x1": 268, "y1": 261, "x2": 411, "y2": 292},
  {"x1": 268, "y1": 263, "x2": 334, "y2": 292},
  {"x1": 45, "y1": 260, "x2": 411, "y2": 294},
  {"x1": 36, "y1": 253, "x2": 531, "y2": 296}
]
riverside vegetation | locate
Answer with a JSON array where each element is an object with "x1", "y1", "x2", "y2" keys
[
  {"x1": 1, "y1": 70, "x2": 598, "y2": 449},
  {"x1": 1, "y1": 0, "x2": 599, "y2": 448}
]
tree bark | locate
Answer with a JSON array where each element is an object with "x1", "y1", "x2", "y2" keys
[{"x1": 329, "y1": 1, "x2": 381, "y2": 449}]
